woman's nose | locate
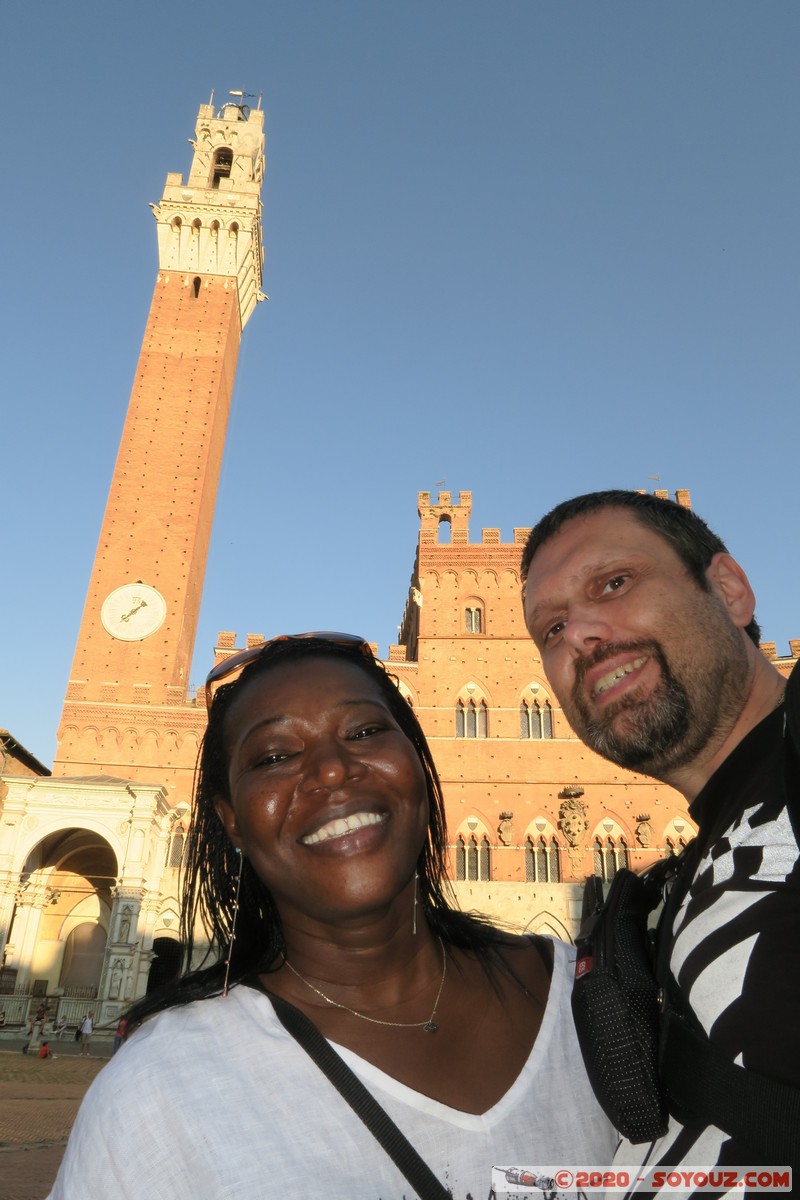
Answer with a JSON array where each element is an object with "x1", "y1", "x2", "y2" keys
[{"x1": 300, "y1": 740, "x2": 355, "y2": 792}]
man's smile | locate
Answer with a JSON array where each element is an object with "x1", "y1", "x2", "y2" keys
[{"x1": 591, "y1": 654, "x2": 650, "y2": 698}]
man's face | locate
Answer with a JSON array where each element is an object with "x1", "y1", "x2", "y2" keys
[{"x1": 523, "y1": 508, "x2": 750, "y2": 780}]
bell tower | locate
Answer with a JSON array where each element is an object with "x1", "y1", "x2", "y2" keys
[{"x1": 53, "y1": 95, "x2": 266, "y2": 795}]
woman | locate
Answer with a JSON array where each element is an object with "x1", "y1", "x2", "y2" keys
[{"x1": 49, "y1": 633, "x2": 614, "y2": 1199}]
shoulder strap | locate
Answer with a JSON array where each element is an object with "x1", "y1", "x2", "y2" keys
[
  {"x1": 242, "y1": 978, "x2": 452, "y2": 1200},
  {"x1": 656, "y1": 841, "x2": 800, "y2": 1169},
  {"x1": 661, "y1": 1009, "x2": 800, "y2": 1171}
]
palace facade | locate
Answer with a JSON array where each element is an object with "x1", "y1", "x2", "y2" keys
[{"x1": 2, "y1": 95, "x2": 796, "y2": 1036}]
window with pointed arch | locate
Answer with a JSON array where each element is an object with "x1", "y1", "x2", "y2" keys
[
  {"x1": 524, "y1": 835, "x2": 561, "y2": 883},
  {"x1": 592, "y1": 836, "x2": 629, "y2": 881},
  {"x1": 167, "y1": 827, "x2": 186, "y2": 870},
  {"x1": 455, "y1": 698, "x2": 488, "y2": 738},
  {"x1": 454, "y1": 834, "x2": 491, "y2": 881},
  {"x1": 465, "y1": 606, "x2": 483, "y2": 634},
  {"x1": 520, "y1": 698, "x2": 554, "y2": 739},
  {"x1": 665, "y1": 836, "x2": 688, "y2": 857}
]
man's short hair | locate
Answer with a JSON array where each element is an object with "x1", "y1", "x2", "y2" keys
[{"x1": 520, "y1": 489, "x2": 761, "y2": 646}]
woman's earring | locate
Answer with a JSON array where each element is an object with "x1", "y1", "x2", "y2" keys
[
  {"x1": 412, "y1": 872, "x2": 419, "y2": 936},
  {"x1": 222, "y1": 848, "x2": 244, "y2": 997}
]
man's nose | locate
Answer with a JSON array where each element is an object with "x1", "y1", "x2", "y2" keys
[{"x1": 562, "y1": 606, "x2": 613, "y2": 656}]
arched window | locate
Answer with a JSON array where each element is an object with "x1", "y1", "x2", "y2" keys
[
  {"x1": 455, "y1": 836, "x2": 466, "y2": 881},
  {"x1": 192, "y1": 276, "x2": 201, "y2": 298},
  {"x1": 478, "y1": 836, "x2": 491, "y2": 881},
  {"x1": 525, "y1": 836, "x2": 561, "y2": 883},
  {"x1": 211, "y1": 147, "x2": 233, "y2": 187},
  {"x1": 463, "y1": 834, "x2": 491, "y2": 881},
  {"x1": 466, "y1": 836, "x2": 478, "y2": 881},
  {"x1": 456, "y1": 699, "x2": 488, "y2": 738},
  {"x1": 520, "y1": 699, "x2": 554, "y2": 739},
  {"x1": 465, "y1": 606, "x2": 483, "y2": 633},
  {"x1": 168, "y1": 828, "x2": 185, "y2": 869},
  {"x1": 593, "y1": 837, "x2": 629, "y2": 881},
  {"x1": 666, "y1": 836, "x2": 688, "y2": 857}
]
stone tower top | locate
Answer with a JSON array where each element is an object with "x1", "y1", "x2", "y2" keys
[
  {"x1": 418, "y1": 490, "x2": 473, "y2": 545},
  {"x1": 152, "y1": 94, "x2": 266, "y2": 328}
]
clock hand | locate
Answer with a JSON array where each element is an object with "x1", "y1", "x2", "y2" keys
[{"x1": 120, "y1": 600, "x2": 148, "y2": 623}]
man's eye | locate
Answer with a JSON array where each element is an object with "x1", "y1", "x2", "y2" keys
[
  {"x1": 602, "y1": 574, "x2": 629, "y2": 593},
  {"x1": 543, "y1": 620, "x2": 566, "y2": 645}
]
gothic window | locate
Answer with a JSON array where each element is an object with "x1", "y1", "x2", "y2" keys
[
  {"x1": 520, "y1": 699, "x2": 554, "y2": 739},
  {"x1": 666, "y1": 836, "x2": 687, "y2": 857},
  {"x1": 455, "y1": 702, "x2": 465, "y2": 738},
  {"x1": 462, "y1": 834, "x2": 491, "y2": 881},
  {"x1": 455, "y1": 836, "x2": 466, "y2": 881},
  {"x1": 212, "y1": 147, "x2": 233, "y2": 187},
  {"x1": 456, "y1": 699, "x2": 488, "y2": 738},
  {"x1": 168, "y1": 829, "x2": 186, "y2": 869},
  {"x1": 525, "y1": 836, "x2": 561, "y2": 883},
  {"x1": 465, "y1": 606, "x2": 483, "y2": 633},
  {"x1": 593, "y1": 837, "x2": 629, "y2": 881},
  {"x1": 192, "y1": 276, "x2": 201, "y2": 298},
  {"x1": 478, "y1": 836, "x2": 491, "y2": 881}
]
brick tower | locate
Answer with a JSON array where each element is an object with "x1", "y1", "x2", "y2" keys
[{"x1": 53, "y1": 95, "x2": 266, "y2": 803}]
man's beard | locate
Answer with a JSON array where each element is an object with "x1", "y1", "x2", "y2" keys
[{"x1": 569, "y1": 640, "x2": 712, "y2": 777}]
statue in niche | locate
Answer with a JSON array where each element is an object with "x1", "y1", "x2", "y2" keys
[
  {"x1": 118, "y1": 907, "x2": 132, "y2": 944},
  {"x1": 109, "y1": 959, "x2": 124, "y2": 1000},
  {"x1": 558, "y1": 798, "x2": 589, "y2": 847}
]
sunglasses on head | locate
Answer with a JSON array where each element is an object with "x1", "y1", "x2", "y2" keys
[{"x1": 203, "y1": 632, "x2": 374, "y2": 708}]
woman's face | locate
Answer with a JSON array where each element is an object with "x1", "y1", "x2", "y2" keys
[{"x1": 214, "y1": 656, "x2": 429, "y2": 931}]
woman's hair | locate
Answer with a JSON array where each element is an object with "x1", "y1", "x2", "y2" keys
[{"x1": 127, "y1": 636, "x2": 501, "y2": 1028}]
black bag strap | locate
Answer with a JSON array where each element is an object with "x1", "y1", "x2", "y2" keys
[
  {"x1": 242, "y1": 977, "x2": 451, "y2": 1200},
  {"x1": 662, "y1": 1008, "x2": 800, "y2": 1171}
]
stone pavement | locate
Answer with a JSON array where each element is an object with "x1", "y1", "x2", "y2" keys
[{"x1": 0, "y1": 1048, "x2": 108, "y2": 1200}]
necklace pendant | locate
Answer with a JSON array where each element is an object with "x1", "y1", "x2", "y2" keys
[{"x1": 423, "y1": 1020, "x2": 439, "y2": 1034}]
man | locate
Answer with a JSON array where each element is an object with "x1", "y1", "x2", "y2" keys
[{"x1": 521, "y1": 490, "x2": 799, "y2": 1185}]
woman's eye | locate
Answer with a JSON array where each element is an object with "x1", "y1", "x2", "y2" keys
[
  {"x1": 352, "y1": 724, "x2": 381, "y2": 739},
  {"x1": 253, "y1": 751, "x2": 290, "y2": 768}
]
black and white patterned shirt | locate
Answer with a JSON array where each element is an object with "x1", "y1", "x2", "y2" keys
[{"x1": 616, "y1": 676, "x2": 800, "y2": 1198}]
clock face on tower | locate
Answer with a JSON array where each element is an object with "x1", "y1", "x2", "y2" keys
[{"x1": 100, "y1": 583, "x2": 167, "y2": 641}]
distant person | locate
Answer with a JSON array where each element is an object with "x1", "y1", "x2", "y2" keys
[
  {"x1": 521, "y1": 490, "x2": 800, "y2": 1187},
  {"x1": 48, "y1": 632, "x2": 615, "y2": 1198},
  {"x1": 53, "y1": 1016, "x2": 67, "y2": 1039},
  {"x1": 78, "y1": 1011, "x2": 94, "y2": 1057},
  {"x1": 38, "y1": 1041, "x2": 53, "y2": 1059},
  {"x1": 112, "y1": 1015, "x2": 128, "y2": 1055},
  {"x1": 28, "y1": 1002, "x2": 47, "y2": 1036},
  {"x1": 0, "y1": 1010, "x2": 6, "y2": 1028}
]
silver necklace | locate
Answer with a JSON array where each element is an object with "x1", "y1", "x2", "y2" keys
[{"x1": 283, "y1": 936, "x2": 447, "y2": 1034}]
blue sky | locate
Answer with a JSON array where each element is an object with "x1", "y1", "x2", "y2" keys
[{"x1": 3, "y1": 1, "x2": 799, "y2": 762}]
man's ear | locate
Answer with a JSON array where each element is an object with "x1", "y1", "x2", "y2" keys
[
  {"x1": 213, "y1": 796, "x2": 243, "y2": 851},
  {"x1": 706, "y1": 553, "x2": 756, "y2": 630}
]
